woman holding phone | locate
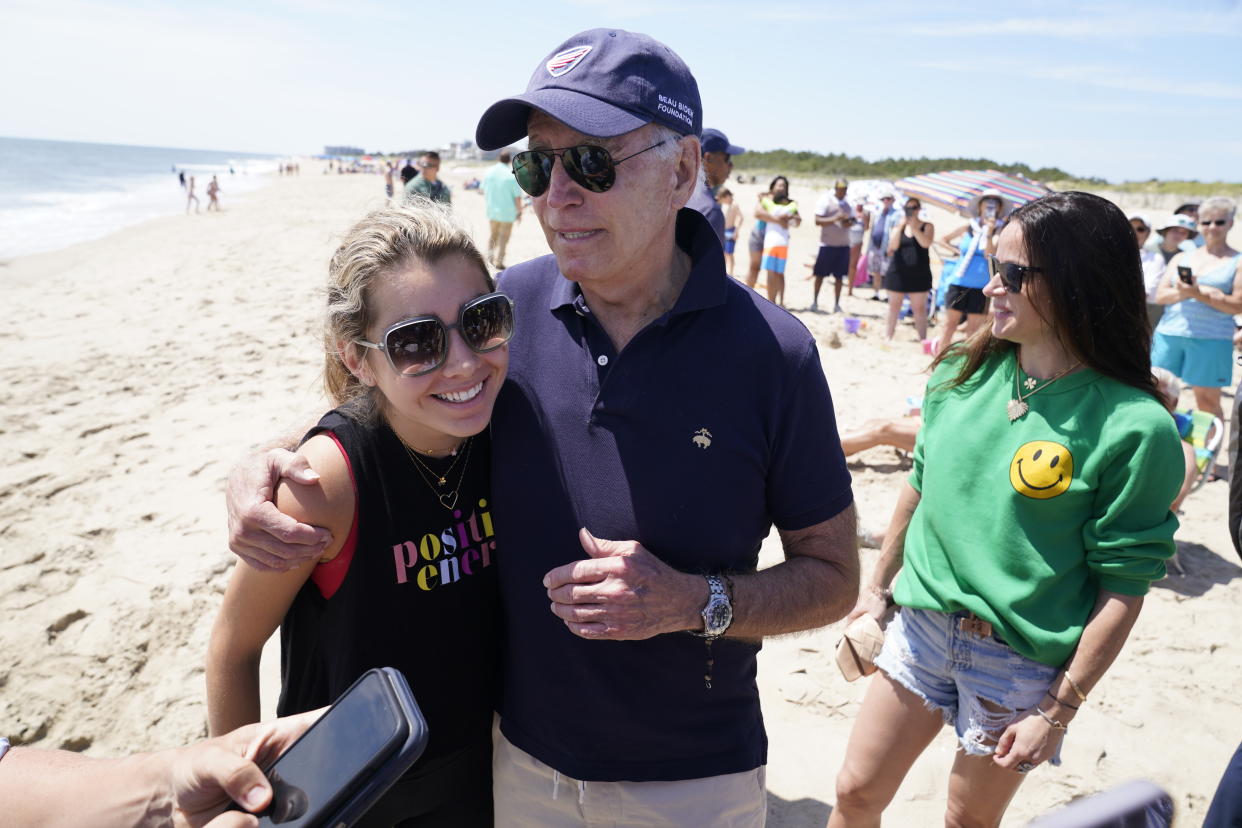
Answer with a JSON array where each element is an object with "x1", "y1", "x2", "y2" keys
[
  {"x1": 829, "y1": 191, "x2": 1181, "y2": 827},
  {"x1": 207, "y1": 204, "x2": 512, "y2": 827},
  {"x1": 1152, "y1": 196, "x2": 1242, "y2": 422},
  {"x1": 935, "y1": 189, "x2": 1010, "y2": 354},
  {"x1": 883, "y1": 197, "x2": 934, "y2": 342}
]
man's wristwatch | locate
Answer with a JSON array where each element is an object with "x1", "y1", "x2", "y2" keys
[{"x1": 695, "y1": 575, "x2": 733, "y2": 639}]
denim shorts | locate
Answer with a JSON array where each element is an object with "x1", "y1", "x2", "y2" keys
[{"x1": 874, "y1": 606, "x2": 1064, "y2": 762}]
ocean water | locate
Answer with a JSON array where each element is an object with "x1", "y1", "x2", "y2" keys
[{"x1": 0, "y1": 136, "x2": 283, "y2": 259}]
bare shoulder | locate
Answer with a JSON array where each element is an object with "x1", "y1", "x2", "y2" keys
[{"x1": 275, "y1": 433, "x2": 355, "y2": 558}]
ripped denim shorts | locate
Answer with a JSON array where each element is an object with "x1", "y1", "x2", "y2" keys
[{"x1": 874, "y1": 606, "x2": 1064, "y2": 763}]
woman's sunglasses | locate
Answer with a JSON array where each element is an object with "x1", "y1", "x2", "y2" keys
[
  {"x1": 1200, "y1": 219, "x2": 1228, "y2": 227},
  {"x1": 355, "y1": 292, "x2": 515, "y2": 377},
  {"x1": 987, "y1": 256, "x2": 1044, "y2": 293},
  {"x1": 511, "y1": 141, "x2": 665, "y2": 197}
]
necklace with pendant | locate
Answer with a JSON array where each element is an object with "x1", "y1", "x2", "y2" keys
[
  {"x1": 395, "y1": 432, "x2": 473, "y2": 510},
  {"x1": 1008, "y1": 352, "x2": 1080, "y2": 422}
]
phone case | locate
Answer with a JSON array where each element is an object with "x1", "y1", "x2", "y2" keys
[
  {"x1": 316, "y1": 668, "x2": 429, "y2": 828},
  {"x1": 247, "y1": 667, "x2": 429, "y2": 828}
]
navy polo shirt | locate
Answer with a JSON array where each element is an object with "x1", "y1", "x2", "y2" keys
[
  {"x1": 492, "y1": 208, "x2": 853, "y2": 782},
  {"x1": 686, "y1": 178, "x2": 725, "y2": 244}
]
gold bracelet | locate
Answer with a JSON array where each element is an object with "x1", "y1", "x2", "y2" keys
[
  {"x1": 1036, "y1": 708, "x2": 1068, "y2": 731},
  {"x1": 1063, "y1": 671, "x2": 1088, "y2": 703}
]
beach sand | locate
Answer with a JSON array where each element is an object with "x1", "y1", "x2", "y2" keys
[{"x1": 1, "y1": 164, "x2": 1238, "y2": 826}]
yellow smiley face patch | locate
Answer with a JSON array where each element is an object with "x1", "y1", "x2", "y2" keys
[{"x1": 1010, "y1": 441, "x2": 1073, "y2": 499}]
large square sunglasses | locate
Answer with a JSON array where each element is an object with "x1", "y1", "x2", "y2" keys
[
  {"x1": 355, "y1": 292, "x2": 515, "y2": 377},
  {"x1": 510, "y1": 141, "x2": 665, "y2": 197},
  {"x1": 987, "y1": 256, "x2": 1044, "y2": 293}
]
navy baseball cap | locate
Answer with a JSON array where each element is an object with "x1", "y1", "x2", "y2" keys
[
  {"x1": 701, "y1": 128, "x2": 744, "y2": 156},
  {"x1": 475, "y1": 28, "x2": 702, "y2": 151}
]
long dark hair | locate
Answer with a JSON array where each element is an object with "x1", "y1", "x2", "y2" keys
[
  {"x1": 769, "y1": 175, "x2": 790, "y2": 204},
  {"x1": 932, "y1": 191, "x2": 1161, "y2": 402}
]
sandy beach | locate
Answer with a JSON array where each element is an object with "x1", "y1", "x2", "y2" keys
[{"x1": 1, "y1": 164, "x2": 1239, "y2": 826}]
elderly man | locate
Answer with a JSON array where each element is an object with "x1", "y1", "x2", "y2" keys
[
  {"x1": 226, "y1": 28, "x2": 856, "y2": 827},
  {"x1": 686, "y1": 127, "x2": 745, "y2": 244}
]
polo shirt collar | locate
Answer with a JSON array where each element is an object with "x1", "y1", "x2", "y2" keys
[{"x1": 547, "y1": 208, "x2": 727, "y2": 318}]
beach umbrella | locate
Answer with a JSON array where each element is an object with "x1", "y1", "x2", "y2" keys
[{"x1": 894, "y1": 170, "x2": 1050, "y2": 216}]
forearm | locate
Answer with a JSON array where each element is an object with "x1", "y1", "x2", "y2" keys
[
  {"x1": 206, "y1": 643, "x2": 263, "y2": 736},
  {"x1": 726, "y1": 505, "x2": 859, "y2": 636},
  {"x1": 1041, "y1": 591, "x2": 1144, "y2": 724},
  {"x1": 866, "y1": 482, "x2": 919, "y2": 594},
  {"x1": 3, "y1": 749, "x2": 173, "y2": 828},
  {"x1": 727, "y1": 551, "x2": 858, "y2": 636}
]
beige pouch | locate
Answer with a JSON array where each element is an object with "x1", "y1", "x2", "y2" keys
[{"x1": 835, "y1": 613, "x2": 886, "y2": 682}]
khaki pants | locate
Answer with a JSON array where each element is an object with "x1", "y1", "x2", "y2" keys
[
  {"x1": 493, "y1": 728, "x2": 767, "y2": 827},
  {"x1": 488, "y1": 220, "x2": 514, "y2": 266}
]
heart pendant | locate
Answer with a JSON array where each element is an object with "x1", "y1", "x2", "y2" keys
[
  {"x1": 1007, "y1": 399, "x2": 1029, "y2": 421},
  {"x1": 439, "y1": 491, "x2": 458, "y2": 510}
]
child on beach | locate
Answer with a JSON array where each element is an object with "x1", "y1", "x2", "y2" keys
[{"x1": 206, "y1": 203, "x2": 512, "y2": 827}]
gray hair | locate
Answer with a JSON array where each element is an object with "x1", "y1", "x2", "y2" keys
[{"x1": 1199, "y1": 196, "x2": 1237, "y2": 223}]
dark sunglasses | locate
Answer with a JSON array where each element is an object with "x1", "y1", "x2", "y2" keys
[
  {"x1": 511, "y1": 141, "x2": 665, "y2": 197},
  {"x1": 987, "y1": 256, "x2": 1044, "y2": 293},
  {"x1": 1200, "y1": 219, "x2": 1228, "y2": 227},
  {"x1": 355, "y1": 292, "x2": 515, "y2": 377}
]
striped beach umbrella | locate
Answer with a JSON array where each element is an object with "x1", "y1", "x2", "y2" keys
[{"x1": 895, "y1": 170, "x2": 1050, "y2": 216}]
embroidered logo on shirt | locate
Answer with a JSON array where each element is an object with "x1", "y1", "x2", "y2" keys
[
  {"x1": 546, "y1": 45, "x2": 592, "y2": 77},
  {"x1": 1009, "y1": 441, "x2": 1073, "y2": 499},
  {"x1": 692, "y1": 428, "x2": 713, "y2": 449}
]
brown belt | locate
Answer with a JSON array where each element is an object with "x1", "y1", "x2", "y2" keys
[{"x1": 957, "y1": 613, "x2": 994, "y2": 639}]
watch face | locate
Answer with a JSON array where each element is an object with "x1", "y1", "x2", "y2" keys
[{"x1": 704, "y1": 599, "x2": 733, "y2": 634}]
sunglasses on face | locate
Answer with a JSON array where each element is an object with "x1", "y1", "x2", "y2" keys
[
  {"x1": 1132, "y1": 225, "x2": 1150, "y2": 233},
  {"x1": 511, "y1": 141, "x2": 665, "y2": 197},
  {"x1": 1201, "y1": 219, "x2": 1228, "y2": 227},
  {"x1": 355, "y1": 292, "x2": 515, "y2": 377},
  {"x1": 987, "y1": 256, "x2": 1044, "y2": 293}
]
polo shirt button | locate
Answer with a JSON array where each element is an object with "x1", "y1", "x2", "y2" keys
[{"x1": 597, "y1": 355, "x2": 609, "y2": 366}]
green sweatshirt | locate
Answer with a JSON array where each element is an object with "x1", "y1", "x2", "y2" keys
[{"x1": 895, "y1": 349, "x2": 1182, "y2": 666}]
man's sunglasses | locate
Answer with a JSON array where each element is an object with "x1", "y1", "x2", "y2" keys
[
  {"x1": 987, "y1": 256, "x2": 1044, "y2": 293},
  {"x1": 511, "y1": 141, "x2": 665, "y2": 197},
  {"x1": 355, "y1": 292, "x2": 515, "y2": 377},
  {"x1": 1201, "y1": 219, "x2": 1228, "y2": 227}
]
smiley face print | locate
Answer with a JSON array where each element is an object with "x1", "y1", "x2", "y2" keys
[{"x1": 1010, "y1": 441, "x2": 1073, "y2": 499}]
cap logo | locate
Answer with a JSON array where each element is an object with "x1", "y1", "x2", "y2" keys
[{"x1": 546, "y1": 45, "x2": 592, "y2": 77}]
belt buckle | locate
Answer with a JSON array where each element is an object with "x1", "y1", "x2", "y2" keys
[{"x1": 958, "y1": 615, "x2": 993, "y2": 638}]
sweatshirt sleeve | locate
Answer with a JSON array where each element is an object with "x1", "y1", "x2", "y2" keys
[{"x1": 1082, "y1": 405, "x2": 1183, "y2": 594}]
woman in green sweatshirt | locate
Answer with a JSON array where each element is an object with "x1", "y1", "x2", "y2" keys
[{"x1": 829, "y1": 192, "x2": 1183, "y2": 828}]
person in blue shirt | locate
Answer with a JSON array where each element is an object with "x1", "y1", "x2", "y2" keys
[
  {"x1": 482, "y1": 149, "x2": 524, "y2": 268},
  {"x1": 933, "y1": 189, "x2": 1010, "y2": 355}
]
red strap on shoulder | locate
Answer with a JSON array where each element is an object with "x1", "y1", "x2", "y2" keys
[{"x1": 309, "y1": 431, "x2": 357, "y2": 600}]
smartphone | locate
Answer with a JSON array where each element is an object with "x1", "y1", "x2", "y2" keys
[
  {"x1": 238, "y1": 668, "x2": 428, "y2": 827},
  {"x1": 1178, "y1": 265, "x2": 1193, "y2": 284},
  {"x1": 983, "y1": 202, "x2": 998, "y2": 219}
]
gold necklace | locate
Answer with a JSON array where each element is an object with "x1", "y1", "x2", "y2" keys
[
  {"x1": 1008, "y1": 353, "x2": 1080, "y2": 422},
  {"x1": 395, "y1": 432, "x2": 473, "y2": 510},
  {"x1": 396, "y1": 433, "x2": 467, "y2": 487}
]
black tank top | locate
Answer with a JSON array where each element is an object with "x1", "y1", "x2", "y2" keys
[
  {"x1": 890, "y1": 223, "x2": 932, "y2": 277},
  {"x1": 276, "y1": 409, "x2": 499, "y2": 763}
]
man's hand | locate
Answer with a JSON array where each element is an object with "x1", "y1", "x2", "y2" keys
[
  {"x1": 226, "y1": 449, "x2": 331, "y2": 572},
  {"x1": 543, "y1": 528, "x2": 706, "y2": 640},
  {"x1": 170, "y1": 709, "x2": 323, "y2": 827}
]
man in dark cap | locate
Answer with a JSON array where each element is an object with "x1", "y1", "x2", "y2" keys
[
  {"x1": 225, "y1": 27, "x2": 857, "y2": 826},
  {"x1": 685, "y1": 127, "x2": 745, "y2": 244}
]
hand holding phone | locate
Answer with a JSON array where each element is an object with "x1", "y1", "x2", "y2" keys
[
  {"x1": 1178, "y1": 265, "x2": 1194, "y2": 285},
  {"x1": 234, "y1": 668, "x2": 427, "y2": 827}
]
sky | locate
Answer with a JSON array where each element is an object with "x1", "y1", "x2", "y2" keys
[{"x1": 3, "y1": 0, "x2": 1241, "y2": 182}]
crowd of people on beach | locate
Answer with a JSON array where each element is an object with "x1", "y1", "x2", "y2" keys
[{"x1": 8, "y1": 27, "x2": 1242, "y2": 828}]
